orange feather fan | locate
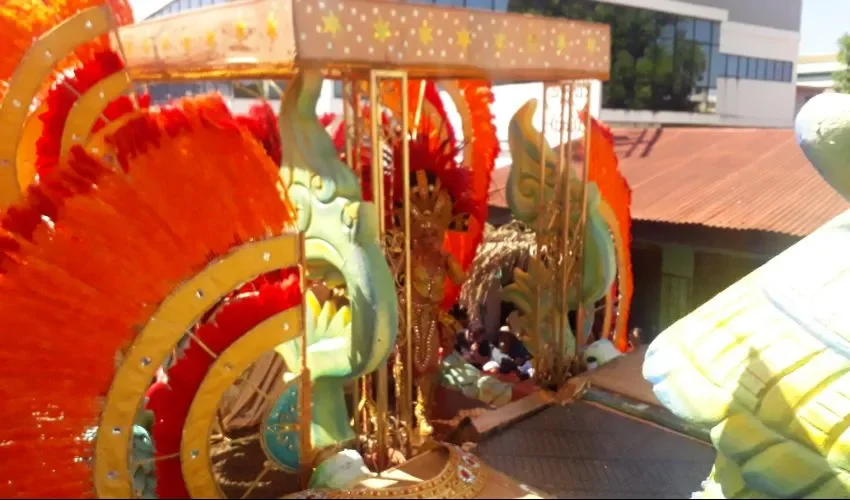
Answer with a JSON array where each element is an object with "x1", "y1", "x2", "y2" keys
[{"x1": 0, "y1": 94, "x2": 295, "y2": 498}]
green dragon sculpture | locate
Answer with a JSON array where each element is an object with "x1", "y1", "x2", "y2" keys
[
  {"x1": 266, "y1": 70, "x2": 399, "y2": 469},
  {"x1": 501, "y1": 99, "x2": 617, "y2": 364}
]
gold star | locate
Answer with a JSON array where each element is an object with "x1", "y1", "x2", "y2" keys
[
  {"x1": 142, "y1": 38, "x2": 151, "y2": 55},
  {"x1": 160, "y1": 35, "x2": 171, "y2": 51},
  {"x1": 267, "y1": 14, "x2": 278, "y2": 41},
  {"x1": 181, "y1": 36, "x2": 191, "y2": 53},
  {"x1": 418, "y1": 20, "x2": 433, "y2": 45},
  {"x1": 527, "y1": 33, "x2": 538, "y2": 51},
  {"x1": 322, "y1": 12, "x2": 341, "y2": 37},
  {"x1": 556, "y1": 34, "x2": 567, "y2": 54},
  {"x1": 457, "y1": 29, "x2": 471, "y2": 50},
  {"x1": 374, "y1": 18, "x2": 391, "y2": 42},
  {"x1": 587, "y1": 37, "x2": 597, "y2": 52},
  {"x1": 235, "y1": 20, "x2": 247, "y2": 42},
  {"x1": 494, "y1": 33, "x2": 506, "y2": 50},
  {"x1": 206, "y1": 31, "x2": 216, "y2": 49}
]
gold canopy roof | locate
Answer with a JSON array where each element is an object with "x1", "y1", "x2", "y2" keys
[{"x1": 116, "y1": 0, "x2": 611, "y2": 82}]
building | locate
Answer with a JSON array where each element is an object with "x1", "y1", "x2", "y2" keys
[{"x1": 795, "y1": 53, "x2": 843, "y2": 113}]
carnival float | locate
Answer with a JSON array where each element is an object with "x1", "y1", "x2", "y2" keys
[{"x1": 0, "y1": 0, "x2": 648, "y2": 498}]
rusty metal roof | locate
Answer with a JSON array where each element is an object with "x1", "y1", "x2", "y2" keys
[{"x1": 488, "y1": 127, "x2": 850, "y2": 237}]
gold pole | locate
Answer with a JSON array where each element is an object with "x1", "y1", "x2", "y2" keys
[
  {"x1": 369, "y1": 70, "x2": 389, "y2": 473},
  {"x1": 532, "y1": 85, "x2": 547, "y2": 382},
  {"x1": 557, "y1": 82, "x2": 572, "y2": 382},
  {"x1": 343, "y1": 80, "x2": 355, "y2": 170},
  {"x1": 400, "y1": 75, "x2": 414, "y2": 455},
  {"x1": 297, "y1": 231, "x2": 312, "y2": 488},
  {"x1": 575, "y1": 83, "x2": 593, "y2": 355},
  {"x1": 412, "y1": 80, "x2": 427, "y2": 139}
]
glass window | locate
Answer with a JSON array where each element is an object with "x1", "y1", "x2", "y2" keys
[
  {"x1": 694, "y1": 20, "x2": 712, "y2": 43},
  {"x1": 766, "y1": 60, "x2": 776, "y2": 81},
  {"x1": 333, "y1": 80, "x2": 344, "y2": 98},
  {"x1": 709, "y1": 46, "x2": 723, "y2": 86},
  {"x1": 711, "y1": 22, "x2": 721, "y2": 45},
  {"x1": 492, "y1": 0, "x2": 508, "y2": 11},
  {"x1": 725, "y1": 54, "x2": 738, "y2": 78},
  {"x1": 785, "y1": 61, "x2": 795, "y2": 82},
  {"x1": 747, "y1": 58, "x2": 758, "y2": 79},
  {"x1": 756, "y1": 59, "x2": 766, "y2": 80},
  {"x1": 677, "y1": 18, "x2": 694, "y2": 40},
  {"x1": 696, "y1": 44, "x2": 710, "y2": 86},
  {"x1": 658, "y1": 17, "x2": 676, "y2": 40},
  {"x1": 465, "y1": 0, "x2": 495, "y2": 8}
]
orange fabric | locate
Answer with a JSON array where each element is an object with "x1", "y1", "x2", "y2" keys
[
  {"x1": 580, "y1": 107, "x2": 633, "y2": 352},
  {"x1": 0, "y1": 94, "x2": 293, "y2": 498}
]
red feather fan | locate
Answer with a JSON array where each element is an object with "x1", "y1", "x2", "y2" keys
[
  {"x1": 146, "y1": 270, "x2": 302, "y2": 498},
  {"x1": 235, "y1": 102, "x2": 282, "y2": 165},
  {"x1": 36, "y1": 48, "x2": 151, "y2": 179}
]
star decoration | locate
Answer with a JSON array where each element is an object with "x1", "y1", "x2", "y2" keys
[
  {"x1": 418, "y1": 20, "x2": 433, "y2": 45},
  {"x1": 374, "y1": 18, "x2": 391, "y2": 42},
  {"x1": 526, "y1": 33, "x2": 538, "y2": 51},
  {"x1": 206, "y1": 30, "x2": 216, "y2": 49},
  {"x1": 457, "y1": 29, "x2": 471, "y2": 50},
  {"x1": 494, "y1": 33, "x2": 506, "y2": 50},
  {"x1": 181, "y1": 36, "x2": 191, "y2": 53},
  {"x1": 235, "y1": 20, "x2": 247, "y2": 42},
  {"x1": 142, "y1": 38, "x2": 151, "y2": 55},
  {"x1": 267, "y1": 14, "x2": 278, "y2": 40},
  {"x1": 587, "y1": 37, "x2": 597, "y2": 52},
  {"x1": 556, "y1": 34, "x2": 567, "y2": 54},
  {"x1": 160, "y1": 35, "x2": 171, "y2": 51},
  {"x1": 322, "y1": 12, "x2": 341, "y2": 37}
]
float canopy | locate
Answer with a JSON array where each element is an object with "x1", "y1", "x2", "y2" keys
[{"x1": 117, "y1": 0, "x2": 611, "y2": 82}]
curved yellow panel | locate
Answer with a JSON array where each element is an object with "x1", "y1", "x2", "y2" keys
[
  {"x1": 0, "y1": 5, "x2": 113, "y2": 208},
  {"x1": 15, "y1": 102, "x2": 47, "y2": 192},
  {"x1": 60, "y1": 70, "x2": 132, "y2": 163},
  {"x1": 181, "y1": 307, "x2": 303, "y2": 498},
  {"x1": 93, "y1": 233, "x2": 302, "y2": 499}
]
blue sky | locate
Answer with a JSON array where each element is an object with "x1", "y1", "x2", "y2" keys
[{"x1": 799, "y1": 0, "x2": 850, "y2": 55}]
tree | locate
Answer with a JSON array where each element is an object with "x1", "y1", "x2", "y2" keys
[
  {"x1": 834, "y1": 34, "x2": 850, "y2": 94},
  {"x1": 508, "y1": 0, "x2": 707, "y2": 112}
]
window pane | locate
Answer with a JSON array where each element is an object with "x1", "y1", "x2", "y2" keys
[
  {"x1": 766, "y1": 60, "x2": 776, "y2": 81},
  {"x1": 756, "y1": 59, "x2": 766, "y2": 80},
  {"x1": 747, "y1": 58, "x2": 758, "y2": 79},
  {"x1": 492, "y1": 0, "x2": 508, "y2": 11},
  {"x1": 709, "y1": 46, "x2": 723, "y2": 86},
  {"x1": 333, "y1": 80, "x2": 343, "y2": 98},
  {"x1": 658, "y1": 16, "x2": 676, "y2": 40},
  {"x1": 694, "y1": 20, "x2": 712, "y2": 43},
  {"x1": 711, "y1": 22, "x2": 721, "y2": 45},
  {"x1": 787, "y1": 61, "x2": 795, "y2": 82},
  {"x1": 465, "y1": 0, "x2": 494, "y2": 8},
  {"x1": 696, "y1": 43, "x2": 709, "y2": 86},
  {"x1": 725, "y1": 54, "x2": 738, "y2": 78},
  {"x1": 677, "y1": 18, "x2": 695, "y2": 40}
]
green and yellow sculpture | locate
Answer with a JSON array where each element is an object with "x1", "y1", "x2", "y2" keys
[
  {"x1": 644, "y1": 92, "x2": 850, "y2": 498},
  {"x1": 500, "y1": 99, "x2": 619, "y2": 370}
]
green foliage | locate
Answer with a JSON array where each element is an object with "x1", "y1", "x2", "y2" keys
[
  {"x1": 834, "y1": 33, "x2": 850, "y2": 94},
  {"x1": 508, "y1": 0, "x2": 707, "y2": 111}
]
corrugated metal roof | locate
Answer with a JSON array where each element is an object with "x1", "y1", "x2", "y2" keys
[{"x1": 488, "y1": 127, "x2": 850, "y2": 237}]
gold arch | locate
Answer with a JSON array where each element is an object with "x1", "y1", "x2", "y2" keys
[
  {"x1": 181, "y1": 306, "x2": 304, "y2": 498},
  {"x1": 60, "y1": 70, "x2": 132, "y2": 163},
  {"x1": 93, "y1": 233, "x2": 303, "y2": 498},
  {"x1": 0, "y1": 5, "x2": 114, "y2": 208}
]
